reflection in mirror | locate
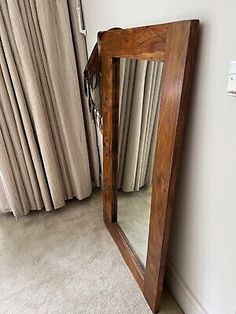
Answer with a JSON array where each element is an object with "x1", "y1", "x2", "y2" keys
[{"x1": 117, "y1": 58, "x2": 164, "y2": 268}]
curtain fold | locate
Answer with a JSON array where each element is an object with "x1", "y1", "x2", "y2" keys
[
  {"x1": 0, "y1": 175, "x2": 9, "y2": 212},
  {"x1": 0, "y1": 0, "x2": 99, "y2": 217},
  {"x1": 67, "y1": 0, "x2": 101, "y2": 187},
  {"x1": 118, "y1": 58, "x2": 163, "y2": 192}
]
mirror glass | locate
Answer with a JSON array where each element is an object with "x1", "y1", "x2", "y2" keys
[{"x1": 117, "y1": 58, "x2": 164, "y2": 268}]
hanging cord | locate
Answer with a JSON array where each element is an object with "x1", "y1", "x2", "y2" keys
[
  {"x1": 84, "y1": 42, "x2": 103, "y2": 129},
  {"x1": 83, "y1": 28, "x2": 122, "y2": 129},
  {"x1": 83, "y1": 42, "x2": 103, "y2": 186}
]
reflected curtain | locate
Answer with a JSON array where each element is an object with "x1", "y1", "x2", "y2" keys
[
  {"x1": 118, "y1": 59, "x2": 163, "y2": 192},
  {"x1": 0, "y1": 0, "x2": 100, "y2": 218}
]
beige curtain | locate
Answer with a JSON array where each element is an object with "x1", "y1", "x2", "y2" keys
[
  {"x1": 0, "y1": 176, "x2": 9, "y2": 212},
  {"x1": 0, "y1": 0, "x2": 99, "y2": 218},
  {"x1": 118, "y1": 58, "x2": 163, "y2": 192}
]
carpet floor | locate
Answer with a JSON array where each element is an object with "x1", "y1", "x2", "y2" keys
[{"x1": 0, "y1": 190, "x2": 183, "y2": 314}]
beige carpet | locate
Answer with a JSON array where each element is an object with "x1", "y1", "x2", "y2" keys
[{"x1": 0, "y1": 190, "x2": 183, "y2": 314}]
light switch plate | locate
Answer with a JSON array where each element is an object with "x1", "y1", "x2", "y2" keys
[{"x1": 227, "y1": 61, "x2": 236, "y2": 96}]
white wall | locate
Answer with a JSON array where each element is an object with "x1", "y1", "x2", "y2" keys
[{"x1": 81, "y1": 1, "x2": 236, "y2": 313}]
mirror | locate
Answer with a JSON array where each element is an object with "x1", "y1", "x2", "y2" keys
[
  {"x1": 100, "y1": 21, "x2": 199, "y2": 313},
  {"x1": 117, "y1": 58, "x2": 164, "y2": 267}
]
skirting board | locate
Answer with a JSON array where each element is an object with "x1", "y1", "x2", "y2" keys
[{"x1": 165, "y1": 261, "x2": 208, "y2": 314}]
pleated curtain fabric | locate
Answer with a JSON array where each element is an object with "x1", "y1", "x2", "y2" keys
[
  {"x1": 118, "y1": 58, "x2": 163, "y2": 192},
  {"x1": 0, "y1": 0, "x2": 100, "y2": 218}
]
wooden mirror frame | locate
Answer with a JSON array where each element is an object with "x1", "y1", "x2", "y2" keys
[{"x1": 100, "y1": 20, "x2": 199, "y2": 313}]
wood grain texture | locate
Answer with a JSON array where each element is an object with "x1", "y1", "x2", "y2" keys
[
  {"x1": 100, "y1": 24, "x2": 168, "y2": 61},
  {"x1": 102, "y1": 56, "x2": 119, "y2": 223},
  {"x1": 100, "y1": 20, "x2": 199, "y2": 313},
  {"x1": 144, "y1": 20, "x2": 199, "y2": 313}
]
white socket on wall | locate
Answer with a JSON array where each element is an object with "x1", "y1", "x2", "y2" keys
[{"x1": 227, "y1": 61, "x2": 236, "y2": 96}]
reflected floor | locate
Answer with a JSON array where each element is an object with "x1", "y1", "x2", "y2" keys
[{"x1": 118, "y1": 187, "x2": 152, "y2": 267}]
